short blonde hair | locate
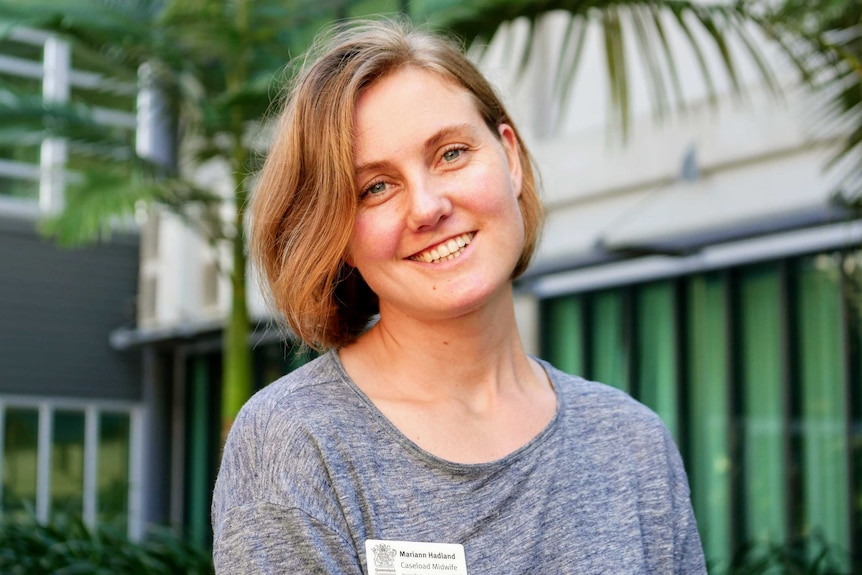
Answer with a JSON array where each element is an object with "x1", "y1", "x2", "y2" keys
[{"x1": 251, "y1": 17, "x2": 544, "y2": 350}]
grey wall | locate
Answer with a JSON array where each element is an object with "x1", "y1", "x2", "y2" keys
[{"x1": 0, "y1": 214, "x2": 141, "y2": 400}]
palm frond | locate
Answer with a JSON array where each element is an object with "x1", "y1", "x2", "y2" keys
[
  {"x1": 730, "y1": 15, "x2": 783, "y2": 100},
  {"x1": 0, "y1": 95, "x2": 133, "y2": 154},
  {"x1": 438, "y1": 0, "x2": 795, "y2": 135},
  {"x1": 40, "y1": 168, "x2": 160, "y2": 246},
  {"x1": 552, "y1": 14, "x2": 589, "y2": 106},
  {"x1": 666, "y1": 5, "x2": 719, "y2": 108},
  {"x1": 0, "y1": 0, "x2": 158, "y2": 80},
  {"x1": 690, "y1": 4, "x2": 741, "y2": 96},
  {"x1": 41, "y1": 162, "x2": 225, "y2": 246},
  {"x1": 645, "y1": 4, "x2": 685, "y2": 111},
  {"x1": 630, "y1": 4, "x2": 671, "y2": 120},
  {"x1": 603, "y1": 5, "x2": 629, "y2": 130},
  {"x1": 757, "y1": 0, "x2": 862, "y2": 199}
]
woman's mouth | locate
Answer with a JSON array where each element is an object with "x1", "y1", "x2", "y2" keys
[{"x1": 409, "y1": 232, "x2": 475, "y2": 263}]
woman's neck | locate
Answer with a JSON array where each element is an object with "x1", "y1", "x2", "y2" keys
[
  {"x1": 339, "y1": 292, "x2": 539, "y2": 404},
  {"x1": 337, "y1": 293, "x2": 555, "y2": 464}
]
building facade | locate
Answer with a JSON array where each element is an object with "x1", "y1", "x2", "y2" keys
[
  {"x1": 5, "y1": 5, "x2": 857, "y2": 570},
  {"x1": 122, "y1": 9, "x2": 860, "y2": 568},
  {"x1": 0, "y1": 29, "x2": 144, "y2": 536},
  {"x1": 499, "y1": 13, "x2": 860, "y2": 571}
]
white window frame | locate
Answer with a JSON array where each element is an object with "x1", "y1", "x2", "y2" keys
[
  {"x1": 0, "y1": 28, "x2": 136, "y2": 214},
  {"x1": 0, "y1": 395, "x2": 144, "y2": 538}
]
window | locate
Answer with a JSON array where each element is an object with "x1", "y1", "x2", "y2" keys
[
  {"x1": 0, "y1": 398, "x2": 140, "y2": 535},
  {"x1": 97, "y1": 412, "x2": 131, "y2": 530},
  {"x1": 1, "y1": 408, "x2": 38, "y2": 517},
  {"x1": 50, "y1": 410, "x2": 85, "y2": 520},
  {"x1": 0, "y1": 39, "x2": 42, "y2": 203},
  {"x1": 0, "y1": 31, "x2": 135, "y2": 209},
  {"x1": 540, "y1": 250, "x2": 861, "y2": 571}
]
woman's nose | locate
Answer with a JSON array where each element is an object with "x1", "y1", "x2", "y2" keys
[{"x1": 406, "y1": 176, "x2": 452, "y2": 231}]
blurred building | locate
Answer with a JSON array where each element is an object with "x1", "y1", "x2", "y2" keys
[
  {"x1": 2, "y1": 5, "x2": 858, "y2": 570},
  {"x1": 495, "y1": 14, "x2": 859, "y2": 570},
  {"x1": 0, "y1": 30, "x2": 143, "y2": 536},
  {"x1": 126, "y1": 11, "x2": 859, "y2": 566},
  {"x1": 0, "y1": 25, "x2": 303, "y2": 544}
]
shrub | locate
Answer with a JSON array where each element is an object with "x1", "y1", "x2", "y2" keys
[
  {"x1": 719, "y1": 533, "x2": 853, "y2": 575},
  {"x1": 0, "y1": 514, "x2": 212, "y2": 575}
]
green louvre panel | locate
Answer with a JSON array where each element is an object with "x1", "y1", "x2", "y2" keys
[
  {"x1": 188, "y1": 355, "x2": 212, "y2": 546},
  {"x1": 796, "y1": 255, "x2": 850, "y2": 568},
  {"x1": 590, "y1": 290, "x2": 629, "y2": 392},
  {"x1": 636, "y1": 281, "x2": 678, "y2": 439},
  {"x1": 543, "y1": 296, "x2": 584, "y2": 377},
  {"x1": 738, "y1": 264, "x2": 787, "y2": 545},
  {"x1": 686, "y1": 273, "x2": 731, "y2": 569}
]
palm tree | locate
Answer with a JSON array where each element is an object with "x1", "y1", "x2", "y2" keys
[
  {"x1": 2, "y1": 0, "x2": 853, "y2": 440},
  {"x1": 0, "y1": 0, "x2": 371, "y2": 438},
  {"x1": 763, "y1": 0, "x2": 862, "y2": 200},
  {"x1": 436, "y1": 0, "x2": 860, "y2": 196}
]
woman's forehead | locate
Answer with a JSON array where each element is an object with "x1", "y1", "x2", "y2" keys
[{"x1": 352, "y1": 68, "x2": 484, "y2": 161}]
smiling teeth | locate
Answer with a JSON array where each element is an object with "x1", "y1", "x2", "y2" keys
[{"x1": 411, "y1": 232, "x2": 474, "y2": 263}]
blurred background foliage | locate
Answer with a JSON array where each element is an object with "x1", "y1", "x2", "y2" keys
[
  {"x1": 0, "y1": 1, "x2": 859, "y2": 572},
  {"x1": 0, "y1": 0, "x2": 858, "y2": 445},
  {"x1": 0, "y1": 514, "x2": 213, "y2": 575},
  {"x1": 0, "y1": 513, "x2": 850, "y2": 574}
]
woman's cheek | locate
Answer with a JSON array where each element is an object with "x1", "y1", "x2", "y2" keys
[{"x1": 351, "y1": 212, "x2": 398, "y2": 264}]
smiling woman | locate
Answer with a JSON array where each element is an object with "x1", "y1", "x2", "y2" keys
[
  {"x1": 249, "y1": 18, "x2": 542, "y2": 351},
  {"x1": 212, "y1": 16, "x2": 707, "y2": 575},
  {"x1": 347, "y1": 67, "x2": 526, "y2": 325}
]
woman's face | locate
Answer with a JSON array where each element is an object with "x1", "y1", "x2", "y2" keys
[{"x1": 348, "y1": 66, "x2": 525, "y2": 323}]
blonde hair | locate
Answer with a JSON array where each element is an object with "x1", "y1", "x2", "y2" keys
[{"x1": 251, "y1": 17, "x2": 544, "y2": 350}]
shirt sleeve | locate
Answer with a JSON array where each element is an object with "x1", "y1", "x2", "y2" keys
[
  {"x1": 211, "y1": 390, "x2": 365, "y2": 575},
  {"x1": 632, "y1": 414, "x2": 707, "y2": 575},
  {"x1": 213, "y1": 502, "x2": 363, "y2": 575},
  {"x1": 664, "y1": 428, "x2": 707, "y2": 575}
]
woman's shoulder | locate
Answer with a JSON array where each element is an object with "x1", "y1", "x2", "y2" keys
[
  {"x1": 538, "y1": 359, "x2": 684, "y2": 480},
  {"x1": 538, "y1": 359, "x2": 667, "y2": 436},
  {"x1": 244, "y1": 350, "x2": 343, "y2": 409},
  {"x1": 225, "y1": 351, "x2": 354, "y2": 445},
  {"x1": 214, "y1": 352, "x2": 358, "y2": 533},
  {"x1": 219, "y1": 350, "x2": 366, "y2": 482}
]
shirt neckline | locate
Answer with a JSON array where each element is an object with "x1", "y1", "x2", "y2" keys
[{"x1": 326, "y1": 349, "x2": 564, "y2": 474}]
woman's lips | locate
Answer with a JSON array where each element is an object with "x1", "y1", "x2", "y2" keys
[{"x1": 409, "y1": 232, "x2": 475, "y2": 263}]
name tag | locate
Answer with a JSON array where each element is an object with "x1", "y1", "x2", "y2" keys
[{"x1": 365, "y1": 539, "x2": 468, "y2": 575}]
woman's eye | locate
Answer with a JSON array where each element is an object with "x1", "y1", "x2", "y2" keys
[
  {"x1": 442, "y1": 148, "x2": 463, "y2": 162},
  {"x1": 363, "y1": 181, "x2": 387, "y2": 196}
]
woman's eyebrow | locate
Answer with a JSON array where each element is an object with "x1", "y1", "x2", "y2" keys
[
  {"x1": 354, "y1": 158, "x2": 390, "y2": 178},
  {"x1": 354, "y1": 123, "x2": 480, "y2": 175},
  {"x1": 423, "y1": 123, "x2": 477, "y2": 153}
]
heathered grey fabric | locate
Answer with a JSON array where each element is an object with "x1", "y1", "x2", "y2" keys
[{"x1": 212, "y1": 351, "x2": 706, "y2": 574}]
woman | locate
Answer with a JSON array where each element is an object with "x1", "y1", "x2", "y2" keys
[{"x1": 212, "y1": 17, "x2": 706, "y2": 574}]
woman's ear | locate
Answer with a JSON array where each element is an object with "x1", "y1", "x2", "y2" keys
[{"x1": 498, "y1": 123, "x2": 523, "y2": 198}]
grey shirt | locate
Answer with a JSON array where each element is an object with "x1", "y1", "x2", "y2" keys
[{"x1": 212, "y1": 351, "x2": 706, "y2": 574}]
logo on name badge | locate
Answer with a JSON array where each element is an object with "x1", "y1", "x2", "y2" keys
[
  {"x1": 371, "y1": 543, "x2": 397, "y2": 569},
  {"x1": 365, "y1": 539, "x2": 468, "y2": 575}
]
